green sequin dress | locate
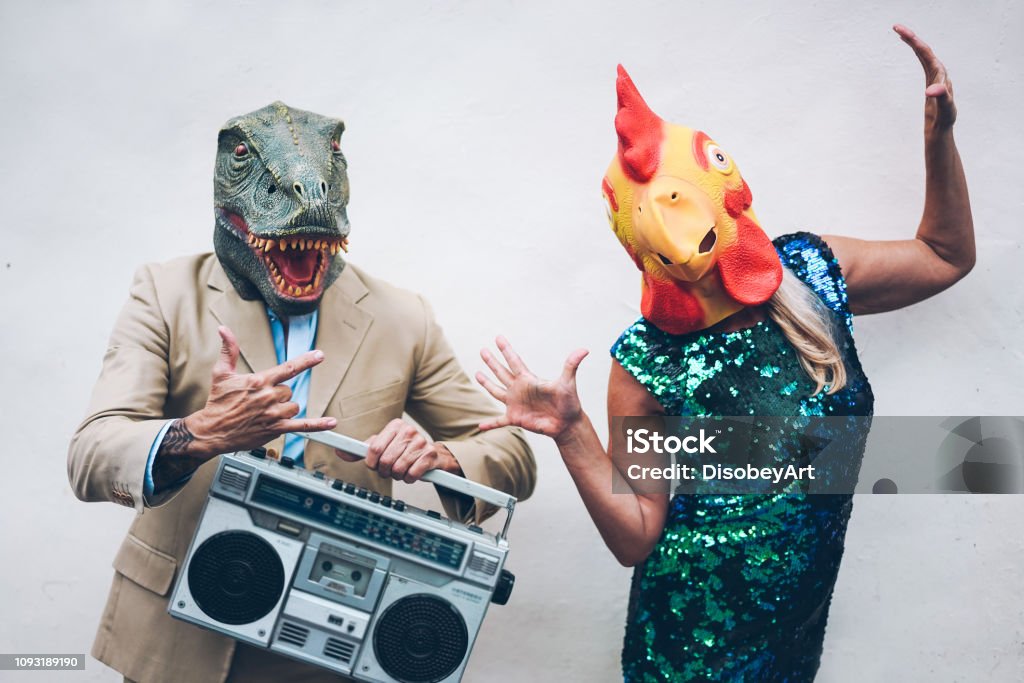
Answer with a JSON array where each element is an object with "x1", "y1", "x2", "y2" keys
[{"x1": 611, "y1": 233, "x2": 874, "y2": 682}]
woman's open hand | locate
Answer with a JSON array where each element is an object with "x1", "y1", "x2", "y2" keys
[
  {"x1": 894, "y1": 24, "x2": 957, "y2": 130},
  {"x1": 475, "y1": 336, "x2": 589, "y2": 442}
]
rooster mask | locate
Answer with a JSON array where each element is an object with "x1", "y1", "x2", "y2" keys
[{"x1": 602, "y1": 66, "x2": 783, "y2": 335}]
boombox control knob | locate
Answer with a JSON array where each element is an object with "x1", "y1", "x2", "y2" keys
[{"x1": 491, "y1": 569, "x2": 515, "y2": 606}]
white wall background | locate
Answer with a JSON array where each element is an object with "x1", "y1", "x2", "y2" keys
[{"x1": 1, "y1": 1, "x2": 1022, "y2": 681}]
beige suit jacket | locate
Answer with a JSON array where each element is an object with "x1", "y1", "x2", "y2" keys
[{"x1": 68, "y1": 253, "x2": 535, "y2": 683}]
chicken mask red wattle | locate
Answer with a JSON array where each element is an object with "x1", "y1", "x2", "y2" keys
[{"x1": 602, "y1": 66, "x2": 783, "y2": 335}]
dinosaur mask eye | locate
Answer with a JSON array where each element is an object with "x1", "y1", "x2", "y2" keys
[
  {"x1": 234, "y1": 143, "x2": 249, "y2": 157},
  {"x1": 706, "y1": 144, "x2": 732, "y2": 173}
]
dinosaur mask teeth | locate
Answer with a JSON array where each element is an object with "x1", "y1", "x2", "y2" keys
[
  {"x1": 245, "y1": 233, "x2": 348, "y2": 255},
  {"x1": 244, "y1": 232, "x2": 344, "y2": 299}
]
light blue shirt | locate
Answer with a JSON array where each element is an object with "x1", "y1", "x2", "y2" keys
[
  {"x1": 266, "y1": 308, "x2": 318, "y2": 466},
  {"x1": 144, "y1": 309, "x2": 319, "y2": 496}
]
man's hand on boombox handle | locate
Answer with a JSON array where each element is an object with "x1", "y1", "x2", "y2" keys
[{"x1": 334, "y1": 419, "x2": 464, "y2": 484}]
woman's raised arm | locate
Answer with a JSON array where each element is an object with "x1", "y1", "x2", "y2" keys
[{"x1": 826, "y1": 25, "x2": 975, "y2": 315}]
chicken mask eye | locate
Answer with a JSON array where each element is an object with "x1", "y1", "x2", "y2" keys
[{"x1": 707, "y1": 144, "x2": 732, "y2": 172}]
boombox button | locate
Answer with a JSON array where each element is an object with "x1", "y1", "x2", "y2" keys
[
  {"x1": 249, "y1": 448, "x2": 267, "y2": 459},
  {"x1": 393, "y1": 500, "x2": 406, "y2": 512},
  {"x1": 427, "y1": 510, "x2": 442, "y2": 520},
  {"x1": 356, "y1": 488, "x2": 368, "y2": 499},
  {"x1": 369, "y1": 492, "x2": 380, "y2": 503},
  {"x1": 280, "y1": 456, "x2": 296, "y2": 469},
  {"x1": 344, "y1": 483, "x2": 356, "y2": 494},
  {"x1": 313, "y1": 471, "x2": 325, "y2": 480},
  {"x1": 381, "y1": 496, "x2": 393, "y2": 507},
  {"x1": 468, "y1": 524, "x2": 483, "y2": 534},
  {"x1": 331, "y1": 479, "x2": 345, "y2": 490}
]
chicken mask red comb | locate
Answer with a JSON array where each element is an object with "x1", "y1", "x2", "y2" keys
[{"x1": 602, "y1": 65, "x2": 782, "y2": 335}]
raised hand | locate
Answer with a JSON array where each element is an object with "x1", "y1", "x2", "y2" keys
[
  {"x1": 475, "y1": 336, "x2": 589, "y2": 443},
  {"x1": 894, "y1": 24, "x2": 957, "y2": 130},
  {"x1": 160, "y1": 326, "x2": 336, "y2": 462}
]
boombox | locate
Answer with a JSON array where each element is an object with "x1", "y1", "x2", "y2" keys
[{"x1": 168, "y1": 431, "x2": 517, "y2": 682}]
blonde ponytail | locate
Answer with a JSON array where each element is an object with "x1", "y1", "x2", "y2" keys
[{"x1": 766, "y1": 269, "x2": 847, "y2": 396}]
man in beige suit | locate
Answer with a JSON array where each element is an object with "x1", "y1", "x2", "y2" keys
[{"x1": 68, "y1": 102, "x2": 535, "y2": 683}]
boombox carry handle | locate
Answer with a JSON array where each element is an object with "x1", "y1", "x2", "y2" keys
[{"x1": 297, "y1": 430, "x2": 517, "y2": 540}]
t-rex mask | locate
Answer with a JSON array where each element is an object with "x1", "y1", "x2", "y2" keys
[
  {"x1": 602, "y1": 66, "x2": 782, "y2": 335},
  {"x1": 213, "y1": 102, "x2": 351, "y2": 318}
]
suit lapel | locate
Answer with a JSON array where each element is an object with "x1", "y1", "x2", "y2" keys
[
  {"x1": 307, "y1": 265, "x2": 373, "y2": 419},
  {"x1": 206, "y1": 261, "x2": 372, "y2": 419},
  {"x1": 206, "y1": 263, "x2": 278, "y2": 374}
]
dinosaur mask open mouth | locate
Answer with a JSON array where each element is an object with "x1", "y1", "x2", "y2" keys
[{"x1": 245, "y1": 232, "x2": 348, "y2": 300}]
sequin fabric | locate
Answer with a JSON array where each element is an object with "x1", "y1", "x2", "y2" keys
[{"x1": 611, "y1": 233, "x2": 874, "y2": 682}]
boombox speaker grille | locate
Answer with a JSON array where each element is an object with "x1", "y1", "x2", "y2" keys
[
  {"x1": 187, "y1": 531, "x2": 284, "y2": 625},
  {"x1": 373, "y1": 594, "x2": 469, "y2": 683}
]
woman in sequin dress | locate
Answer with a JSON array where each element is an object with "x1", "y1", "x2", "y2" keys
[{"x1": 475, "y1": 26, "x2": 973, "y2": 682}]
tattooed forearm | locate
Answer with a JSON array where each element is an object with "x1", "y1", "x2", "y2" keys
[
  {"x1": 152, "y1": 418, "x2": 205, "y2": 492},
  {"x1": 160, "y1": 418, "x2": 196, "y2": 455}
]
